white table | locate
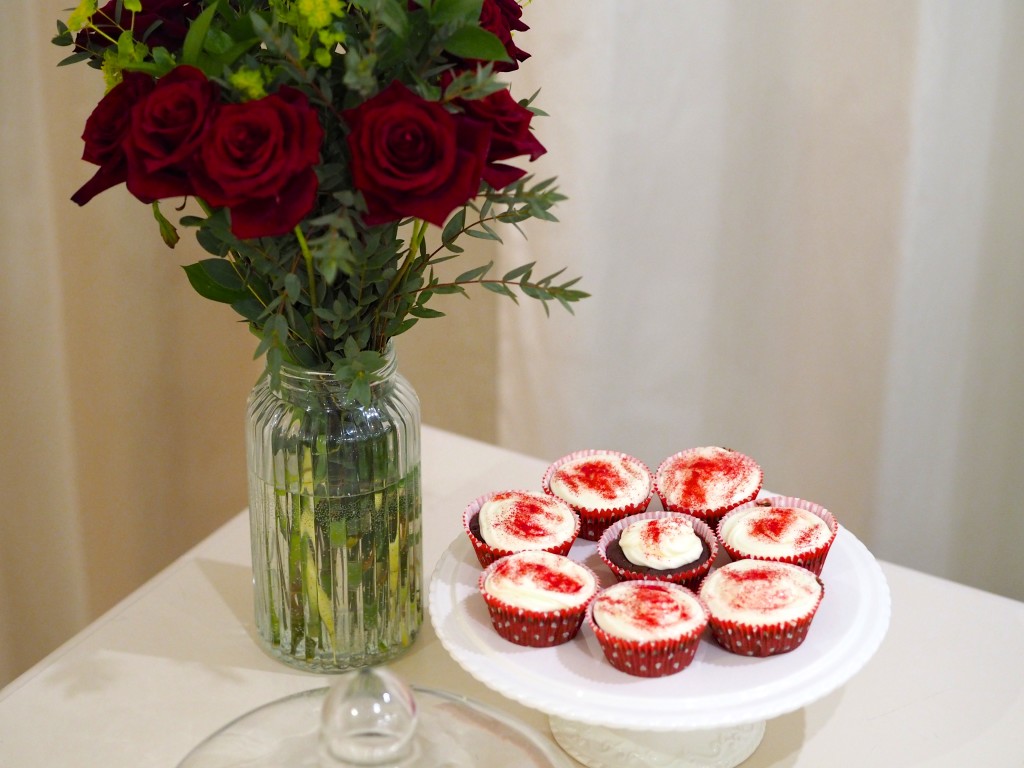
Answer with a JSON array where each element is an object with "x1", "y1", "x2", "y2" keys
[{"x1": 1, "y1": 427, "x2": 1023, "y2": 767}]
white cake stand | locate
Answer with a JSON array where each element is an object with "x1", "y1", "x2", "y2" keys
[{"x1": 429, "y1": 525, "x2": 890, "y2": 768}]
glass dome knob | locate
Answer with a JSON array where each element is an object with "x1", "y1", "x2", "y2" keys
[{"x1": 319, "y1": 667, "x2": 418, "y2": 767}]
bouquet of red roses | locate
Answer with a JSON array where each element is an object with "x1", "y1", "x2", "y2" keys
[{"x1": 55, "y1": 0, "x2": 583, "y2": 396}]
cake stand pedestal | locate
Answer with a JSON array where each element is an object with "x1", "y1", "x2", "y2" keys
[
  {"x1": 549, "y1": 717, "x2": 765, "y2": 768},
  {"x1": 429, "y1": 525, "x2": 890, "y2": 768}
]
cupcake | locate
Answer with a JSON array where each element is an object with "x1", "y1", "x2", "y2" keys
[
  {"x1": 587, "y1": 580, "x2": 708, "y2": 677},
  {"x1": 654, "y1": 446, "x2": 762, "y2": 524},
  {"x1": 717, "y1": 496, "x2": 838, "y2": 575},
  {"x1": 597, "y1": 511, "x2": 718, "y2": 590},
  {"x1": 478, "y1": 550, "x2": 599, "y2": 647},
  {"x1": 698, "y1": 559, "x2": 824, "y2": 657},
  {"x1": 542, "y1": 450, "x2": 653, "y2": 540},
  {"x1": 463, "y1": 490, "x2": 580, "y2": 567}
]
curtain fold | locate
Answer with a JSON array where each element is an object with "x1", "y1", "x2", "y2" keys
[{"x1": 0, "y1": 1, "x2": 262, "y2": 687}]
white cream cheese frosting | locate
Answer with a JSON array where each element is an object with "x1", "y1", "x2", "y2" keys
[
  {"x1": 592, "y1": 581, "x2": 707, "y2": 642},
  {"x1": 656, "y1": 446, "x2": 761, "y2": 511},
  {"x1": 719, "y1": 505, "x2": 831, "y2": 557},
  {"x1": 549, "y1": 453, "x2": 651, "y2": 511},
  {"x1": 619, "y1": 517, "x2": 704, "y2": 569},
  {"x1": 483, "y1": 551, "x2": 597, "y2": 612},
  {"x1": 477, "y1": 491, "x2": 577, "y2": 551},
  {"x1": 698, "y1": 560, "x2": 822, "y2": 626}
]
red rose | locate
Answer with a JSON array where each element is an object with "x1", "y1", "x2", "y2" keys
[
  {"x1": 191, "y1": 87, "x2": 324, "y2": 239},
  {"x1": 72, "y1": 72, "x2": 155, "y2": 206},
  {"x1": 479, "y1": 0, "x2": 530, "y2": 71},
  {"x1": 458, "y1": 88, "x2": 546, "y2": 189},
  {"x1": 124, "y1": 65, "x2": 219, "y2": 202},
  {"x1": 344, "y1": 81, "x2": 491, "y2": 226},
  {"x1": 76, "y1": 0, "x2": 202, "y2": 53}
]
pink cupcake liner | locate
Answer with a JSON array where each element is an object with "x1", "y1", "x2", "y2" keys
[
  {"x1": 463, "y1": 491, "x2": 580, "y2": 568},
  {"x1": 585, "y1": 583, "x2": 709, "y2": 677},
  {"x1": 654, "y1": 448, "x2": 763, "y2": 525},
  {"x1": 478, "y1": 559, "x2": 597, "y2": 648},
  {"x1": 716, "y1": 496, "x2": 839, "y2": 576},
  {"x1": 542, "y1": 450, "x2": 653, "y2": 541},
  {"x1": 702, "y1": 578, "x2": 825, "y2": 657},
  {"x1": 597, "y1": 510, "x2": 718, "y2": 591}
]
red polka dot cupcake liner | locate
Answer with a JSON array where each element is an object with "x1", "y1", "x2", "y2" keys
[
  {"x1": 597, "y1": 510, "x2": 718, "y2": 591},
  {"x1": 463, "y1": 491, "x2": 580, "y2": 568},
  {"x1": 477, "y1": 561, "x2": 596, "y2": 648},
  {"x1": 541, "y1": 450, "x2": 653, "y2": 541},
  {"x1": 716, "y1": 496, "x2": 839, "y2": 576},
  {"x1": 703, "y1": 580, "x2": 825, "y2": 657},
  {"x1": 654, "y1": 448, "x2": 763, "y2": 526},
  {"x1": 585, "y1": 587, "x2": 709, "y2": 677}
]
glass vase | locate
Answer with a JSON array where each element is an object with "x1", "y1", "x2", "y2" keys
[{"x1": 245, "y1": 342, "x2": 422, "y2": 672}]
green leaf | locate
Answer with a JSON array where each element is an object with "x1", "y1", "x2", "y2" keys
[
  {"x1": 454, "y1": 262, "x2": 492, "y2": 283},
  {"x1": 441, "y1": 208, "x2": 466, "y2": 245},
  {"x1": 431, "y1": 284, "x2": 467, "y2": 296},
  {"x1": 181, "y1": 1, "x2": 218, "y2": 66},
  {"x1": 442, "y1": 26, "x2": 510, "y2": 63},
  {"x1": 283, "y1": 272, "x2": 303, "y2": 301},
  {"x1": 430, "y1": 0, "x2": 483, "y2": 25},
  {"x1": 482, "y1": 281, "x2": 518, "y2": 301},
  {"x1": 503, "y1": 262, "x2": 535, "y2": 282},
  {"x1": 410, "y1": 305, "x2": 445, "y2": 319},
  {"x1": 465, "y1": 228, "x2": 501, "y2": 242},
  {"x1": 231, "y1": 296, "x2": 264, "y2": 323},
  {"x1": 182, "y1": 259, "x2": 248, "y2": 304},
  {"x1": 123, "y1": 0, "x2": 142, "y2": 11},
  {"x1": 350, "y1": 374, "x2": 372, "y2": 407},
  {"x1": 375, "y1": 0, "x2": 410, "y2": 37}
]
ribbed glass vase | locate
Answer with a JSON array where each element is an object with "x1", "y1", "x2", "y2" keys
[{"x1": 245, "y1": 342, "x2": 422, "y2": 672}]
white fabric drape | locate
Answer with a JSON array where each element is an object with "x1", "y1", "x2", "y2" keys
[{"x1": 499, "y1": 1, "x2": 1024, "y2": 600}]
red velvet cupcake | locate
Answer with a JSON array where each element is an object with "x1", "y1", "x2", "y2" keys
[
  {"x1": 478, "y1": 550, "x2": 599, "y2": 648},
  {"x1": 654, "y1": 446, "x2": 762, "y2": 525},
  {"x1": 463, "y1": 490, "x2": 580, "y2": 567},
  {"x1": 597, "y1": 511, "x2": 718, "y2": 591},
  {"x1": 587, "y1": 580, "x2": 708, "y2": 677},
  {"x1": 542, "y1": 450, "x2": 653, "y2": 540},
  {"x1": 717, "y1": 496, "x2": 839, "y2": 575},
  {"x1": 698, "y1": 559, "x2": 824, "y2": 657}
]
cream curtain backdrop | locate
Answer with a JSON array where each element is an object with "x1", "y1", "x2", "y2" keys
[
  {"x1": 0, "y1": 3, "x2": 265, "y2": 687},
  {"x1": 3, "y1": 0, "x2": 1023, "y2": 689},
  {"x1": 499, "y1": 0, "x2": 1024, "y2": 601}
]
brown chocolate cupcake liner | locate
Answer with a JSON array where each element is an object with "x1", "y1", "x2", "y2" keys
[
  {"x1": 462, "y1": 490, "x2": 581, "y2": 568},
  {"x1": 717, "y1": 496, "x2": 839, "y2": 576},
  {"x1": 477, "y1": 559, "x2": 597, "y2": 648},
  {"x1": 541, "y1": 449, "x2": 653, "y2": 541},
  {"x1": 702, "y1": 578, "x2": 825, "y2": 657},
  {"x1": 653, "y1": 448, "x2": 763, "y2": 525},
  {"x1": 585, "y1": 583, "x2": 709, "y2": 677},
  {"x1": 597, "y1": 510, "x2": 718, "y2": 591}
]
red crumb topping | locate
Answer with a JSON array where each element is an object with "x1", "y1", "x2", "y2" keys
[
  {"x1": 600, "y1": 584, "x2": 692, "y2": 628},
  {"x1": 665, "y1": 450, "x2": 754, "y2": 508},
  {"x1": 720, "y1": 565, "x2": 813, "y2": 612},
  {"x1": 748, "y1": 508, "x2": 821, "y2": 549},
  {"x1": 555, "y1": 457, "x2": 632, "y2": 500},
  {"x1": 639, "y1": 518, "x2": 687, "y2": 548},
  {"x1": 496, "y1": 558, "x2": 586, "y2": 594},
  {"x1": 490, "y1": 492, "x2": 565, "y2": 538}
]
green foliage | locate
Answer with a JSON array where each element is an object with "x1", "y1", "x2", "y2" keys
[{"x1": 57, "y1": 1, "x2": 584, "y2": 403}]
